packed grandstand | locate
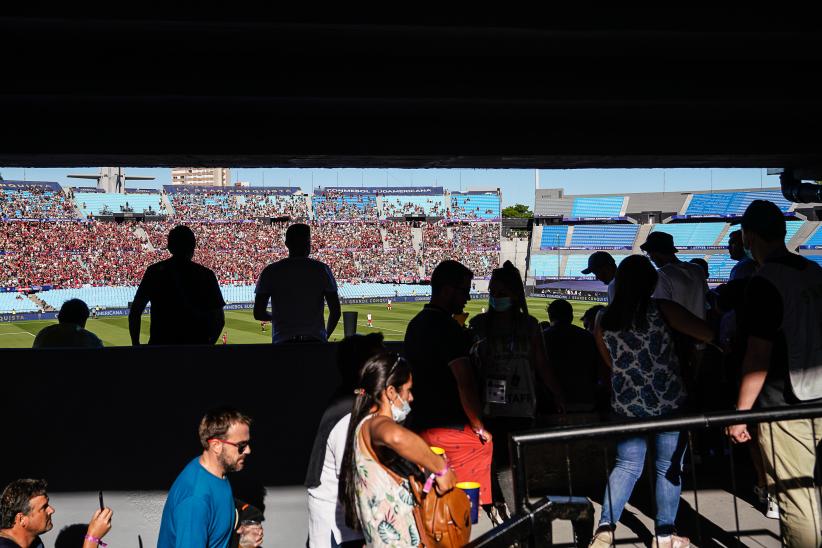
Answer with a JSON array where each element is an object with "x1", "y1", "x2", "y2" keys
[
  {"x1": 0, "y1": 181, "x2": 502, "y2": 313},
  {"x1": 3, "y1": 178, "x2": 822, "y2": 315}
]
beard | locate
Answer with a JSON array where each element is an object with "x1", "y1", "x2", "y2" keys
[{"x1": 218, "y1": 451, "x2": 244, "y2": 473}]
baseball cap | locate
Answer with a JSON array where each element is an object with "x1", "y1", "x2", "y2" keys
[
  {"x1": 581, "y1": 251, "x2": 616, "y2": 274},
  {"x1": 640, "y1": 231, "x2": 678, "y2": 254}
]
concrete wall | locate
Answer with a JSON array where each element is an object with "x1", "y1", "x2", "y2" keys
[{"x1": 0, "y1": 342, "x2": 400, "y2": 494}]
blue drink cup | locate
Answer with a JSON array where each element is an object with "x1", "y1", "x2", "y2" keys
[{"x1": 456, "y1": 482, "x2": 481, "y2": 524}]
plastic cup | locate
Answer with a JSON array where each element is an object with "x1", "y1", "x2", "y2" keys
[
  {"x1": 456, "y1": 481, "x2": 481, "y2": 524},
  {"x1": 430, "y1": 446, "x2": 445, "y2": 456}
]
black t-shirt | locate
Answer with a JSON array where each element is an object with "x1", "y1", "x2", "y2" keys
[
  {"x1": 404, "y1": 304, "x2": 470, "y2": 431},
  {"x1": 0, "y1": 536, "x2": 43, "y2": 548},
  {"x1": 740, "y1": 253, "x2": 822, "y2": 408},
  {"x1": 543, "y1": 322, "x2": 599, "y2": 409},
  {"x1": 134, "y1": 258, "x2": 226, "y2": 345}
]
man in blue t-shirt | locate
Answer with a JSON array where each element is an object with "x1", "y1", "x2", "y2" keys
[{"x1": 158, "y1": 408, "x2": 258, "y2": 548}]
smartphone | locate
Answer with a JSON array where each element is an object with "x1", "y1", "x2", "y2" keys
[{"x1": 98, "y1": 490, "x2": 104, "y2": 512}]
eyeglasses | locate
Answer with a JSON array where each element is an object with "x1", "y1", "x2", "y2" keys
[{"x1": 207, "y1": 438, "x2": 250, "y2": 453}]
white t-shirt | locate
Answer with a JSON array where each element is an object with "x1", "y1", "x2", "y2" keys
[
  {"x1": 255, "y1": 257, "x2": 338, "y2": 344},
  {"x1": 367, "y1": 313, "x2": 372, "y2": 321},
  {"x1": 652, "y1": 260, "x2": 708, "y2": 319},
  {"x1": 307, "y1": 414, "x2": 360, "y2": 546}
]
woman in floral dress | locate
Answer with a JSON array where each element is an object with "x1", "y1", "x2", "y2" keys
[
  {"x1": 590, "y1": 255, "x2": 714, "y2": 548},
  {"x1": 339, "y1": 353, "x2": 457, "y2": 547}
]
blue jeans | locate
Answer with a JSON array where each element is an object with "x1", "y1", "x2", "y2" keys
[{"x1": 599, "y1": 430, "x2": 687, "y2": 536}]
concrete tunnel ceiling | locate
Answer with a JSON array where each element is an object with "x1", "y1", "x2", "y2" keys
[{"x1": 1, "y1": 11, "x2": 821, "y2": 170}]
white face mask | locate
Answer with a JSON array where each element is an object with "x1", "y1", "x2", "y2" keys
[{"x1": 390, "y1": 395, "x2": 412, "y2": 423}]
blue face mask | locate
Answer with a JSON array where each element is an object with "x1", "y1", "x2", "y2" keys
[
  {"x1": 391, "y1": 395, "x2": 412, "y2": 423},
  {"x1": 489, "y1": 296, "x2": 513, "y2": 312}
]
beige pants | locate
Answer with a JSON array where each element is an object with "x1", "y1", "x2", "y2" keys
[{"x1": 759, "y1": 418, "x2": 822, "y2": 547}]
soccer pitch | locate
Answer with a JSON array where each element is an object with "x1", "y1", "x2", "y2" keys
[{"x1": 0, "y1": 297, "x2": 596, "y2": 348}]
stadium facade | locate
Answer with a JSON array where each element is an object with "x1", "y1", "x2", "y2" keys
[{"x1": 528, "y1": 187, "x2": 822, "y2": 299}]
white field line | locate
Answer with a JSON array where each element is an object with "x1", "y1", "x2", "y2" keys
[{"x1": 0, "y1": 331, "x2": 35, "y2": 337}]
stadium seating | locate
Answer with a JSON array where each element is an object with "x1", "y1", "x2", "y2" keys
[
  {"x1": 337, "y1": 283, "x2": 435, "y2": 299},
  {"x1": 450, "y1": 193, "x2": 500, "y2": 219},
  {"x1": 706, "y1": 255, "x2": 737, "y2": 280},
  {"x1": 0, "y1": 293, "x2": 40, "y2": 313},
  {"x1": 564, "y1": 254, "x2": 629, "y2": 278},
  {"x1": 313, "y1": 193, "x2": 379, "y2": 220},
  {"x1": 570, "y1": 196, "x2": 624, "y2": 218},
  {"x1": 685, "y1": 190, "x2": 791, "y2": 216},
  {"x1": 38, "y1": 286, "x2": 138, "y2": 310},
  {"x1": 802, "y1": 225, "x2": 822, "y2": 248},
  {"x1": 649, "y1": 222, "x2": 726, "y2": 248},
  {"x1": 570, "y1": 225, "x2": 638, "y2": 248},
  {"x1": 718, "y1": 220, "x2": 804, "y2": 247},
  {"x1": 75, "y1": 192, "x2": 164, "y2": 217},
  {"x1": 539, "y1": 225, "x2": 569, "y2": 249},
  {"x1": 2, "y1": 185, "x2": 76, "y2": 219},
  {"x1": 805, "y1": 256, "x2": 822, "y2": 268},
  {"x1": 381, "y1": 195, "x2": 447, "y2": 218},
  {"x1": 528, "y1": 255, "x2": 562, "y2": 278}
]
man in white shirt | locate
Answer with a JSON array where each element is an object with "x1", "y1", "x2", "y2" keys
[
  {"x1": 581, "y1": 251, "x2": 617, "y2": 303},
  {"x1": 641, "y1": 231, "x2": 708, "y2": 319},
  {"x1": 254, "y1": 224, "x2": 341, "y2": 344}
]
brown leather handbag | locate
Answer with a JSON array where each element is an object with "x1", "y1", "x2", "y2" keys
[{"x1": 408, "y1": 475, "x2": 472, "y2": 548}]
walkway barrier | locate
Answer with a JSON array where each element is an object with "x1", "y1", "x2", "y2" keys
[{"x1": 469, "y1": 405, "x2": 822, "y2": 547}]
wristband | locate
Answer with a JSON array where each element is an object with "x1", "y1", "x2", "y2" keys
[
  {"x1": 85, "y1": 535, "x2": 107, "y2": 547},
  {"x1": 423, "y1": 473, "x2": 435, "y2": 494}
]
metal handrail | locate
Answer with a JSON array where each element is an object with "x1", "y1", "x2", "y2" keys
[{"x1": 510, "y1": 404, "x2": 822, "y2": 515}]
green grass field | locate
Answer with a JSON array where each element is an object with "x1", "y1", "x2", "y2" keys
[{"x1": 0, "y1": 297, "x2": 596, "y2": 348}]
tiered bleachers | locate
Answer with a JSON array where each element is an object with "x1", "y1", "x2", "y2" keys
[
  {"x1": 1, "y1": 182, "x2": 76, "y2": 219},
  {"x1": 338, "y1": 283, "x2": 433, "y2": 299},
  {"x1": 570, "y1": 196, "x2": 624, "y2": 218},
  {"x1": 221, "y1": 285, "x2": 255, "y2": 304},
  {"x1": 529, "y1": 255, "x2": 562, "y2": 278},
  {"x1": 450, "y1": 192, "x2": 501, "y2": 219},
  {"x1": 75, "y1": 192, "x2": 164, "y2": 217},
  {"x1": 570, "y1": 225, "x2": 638, "y2": 248},
  {"x1": 313, "y1": 192, "x2": 379, "y2": 220},
  {"x1": 801, "y1": 225, "x2": 822, "y2": 248},
  {"x1": 539, "y1": 225, "x2": 569, "y2": 249},
  {"x1": 805, "y1": 256, "x2": 822, "y2": 268},
  {"x1": 685, "y1": 190, "x2": 791, "y2": 216},
  {"x1": 719, "y1": 220, "x2": 805, "y2": 247},
  {"x1": 564, "y1": 255, "x2": 629, "y2": 278},
  {"x1": 649, "y1": 222, "x2": 726, "y2": 248},
  {"x1": 706, "y1": 255, "x2": 737, "y2": 280},
  {"x1": 38, "y1": 286, "x2": 138, "y2": 310},
  {"x1": 381, "y1": 195, "x2": 447, "y2": 218},
  {"x1": 0, "y1": 293, "x2": 39, "y2": 313}
]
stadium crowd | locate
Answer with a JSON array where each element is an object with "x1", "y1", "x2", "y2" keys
[
  {"x1": 380, "y1": 196, "x2": 446, "y2": 217},
  {"x1": 1, "y1": 185, "x2": 76, "y2": 219},
  {"x1": 313, "y1": 191, "x2": 379, "y2": 221},
  {"x1": 168, "y1": 190, "x2": 310, "y2": 220}
]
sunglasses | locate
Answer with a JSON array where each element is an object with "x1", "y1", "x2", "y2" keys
[{"x1": 208, "y1": 438, "x2": 250, "y2": 453}]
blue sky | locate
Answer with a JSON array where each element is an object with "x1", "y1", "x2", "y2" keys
[{"x1": 0, "y1": 167, "x2": 781, "y2": 208}]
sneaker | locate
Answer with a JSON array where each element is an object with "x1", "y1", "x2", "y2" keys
[
  {"x1": 766, "y1": 494, "x2": 780, "y2": 520},
  {"x1": 588, "y1": 528, "x2": 614, "y2": 547},
  {"x1": 651, "y1": 534, "x2": 691, "y2": 548}
]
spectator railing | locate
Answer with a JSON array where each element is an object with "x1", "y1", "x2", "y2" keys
[{"x1": 468, "y1": 405, "x2": 822, "y2": 547}]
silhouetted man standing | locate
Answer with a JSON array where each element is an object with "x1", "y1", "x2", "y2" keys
[
  {"x1": 129, "y1": 225, "x2": 225, "y2": 345},
  {"x1": 254, "y1": 223, "x2": 341, "y2": 344},
  {"x1": 728, "y1": 229, "x2": 757, "y2": 280},
  {"x1": 581, "y1": 251, "x2": 617, "y2": 303}
]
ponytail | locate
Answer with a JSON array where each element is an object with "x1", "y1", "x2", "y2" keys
[{"x1": 337, "y1": 352, "x2": 412, "y2": 529}]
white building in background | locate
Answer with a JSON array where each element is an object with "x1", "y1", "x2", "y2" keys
[{"x1": 171, "y1": 168, "x2": 231, "y2": 186}]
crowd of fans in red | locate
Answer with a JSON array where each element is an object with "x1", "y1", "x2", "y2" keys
[
  {"x1": 1, "y1": 186, "x2": 76, "y2": 219},
  {"x1": 1, "y1": 188, "x2": 501, "y2": 288}
]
